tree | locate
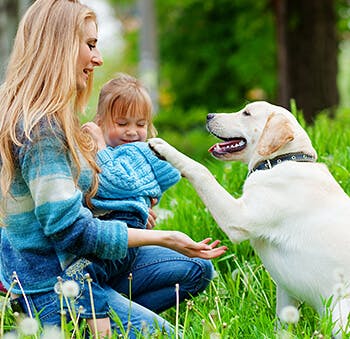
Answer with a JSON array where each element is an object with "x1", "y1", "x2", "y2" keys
[
  {"x1": 273, "y1": 0, "x2": 339, "y2": 123},
  {"x1": 0, "y1": 0, "x2": 33, "y2": 82},
  {"x1": 156, "y1": 0, "x2": 276, "y2": 112}
]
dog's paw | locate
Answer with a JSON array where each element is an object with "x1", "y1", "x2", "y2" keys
[
  {"x1": 148, "y1": 138, "x2": 206, "y2": 179},
  {"x1": 148, "y1": 138, "x2": 175, "y2": 161},
  {"x1": 148, "y1": 137, "x2": 191, "y2": 171}
]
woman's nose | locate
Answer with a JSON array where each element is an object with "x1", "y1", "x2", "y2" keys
[{"x1": 92, "y1": 49, "x2": 103, "y2": 66}]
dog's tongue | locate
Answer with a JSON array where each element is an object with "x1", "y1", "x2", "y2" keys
[{"x1": 208, "y1": 139, "x2": 246, "y2": 154}]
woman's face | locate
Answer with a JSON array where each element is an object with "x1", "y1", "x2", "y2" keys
[{"x1": 76, "y1": 19, "x2": 103, "y2": 91}]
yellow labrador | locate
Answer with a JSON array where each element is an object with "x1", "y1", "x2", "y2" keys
[{"x1": 149, "y1": 101, "x2": 350, "y2": 337}]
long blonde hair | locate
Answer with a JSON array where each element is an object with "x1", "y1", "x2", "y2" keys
[
  {"x1": 0, "y1": 0, "x2": 99, "y2": 210},
  {"x1": 96, "y1": 73, "x2": 157, "y2": 138}
]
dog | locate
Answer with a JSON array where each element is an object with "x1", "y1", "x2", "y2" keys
[{"x1": 149, "y1": 101, "x2": 350, "y2": 337}]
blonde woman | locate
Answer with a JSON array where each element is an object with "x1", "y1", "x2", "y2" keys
[{"x1": 0, "y1": 0, "x2": 227, "y2": 338}]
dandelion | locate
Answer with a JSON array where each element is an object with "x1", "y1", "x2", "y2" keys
[
  {"x1": 277, "y1": 329, "x2": 294, "y2": 339},
  {"x1": 19, "y1": 317, "x2": 39, "y2": 335},
  {"x1": 280, "y1": 305, "x2": 300, "y2": 324},
  {"x1": 231, "y1": 268, "x2": 240, "y2": 281},
  {"x1": 332, "y1": 282, "x2": 349, "y2": 299},
  {"x1": 3, "y1": 332, "x2": 17, "y2": 339},
  {"x1": 209, "y1": 333, "x2": 221, "y2": 339},
  {"x1": 61, "y1": 280, "x2": 79, "y2": 298},
  {"x1": 42, "y1": 325, "x2": 63, "y2": 339},
  {"x1": 186, "y1": 300, "x2": 194, "y2": 310}
]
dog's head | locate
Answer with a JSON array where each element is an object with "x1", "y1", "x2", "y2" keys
[{"x1": 207, "y1": 101, "x2": 317, "y2": 170}]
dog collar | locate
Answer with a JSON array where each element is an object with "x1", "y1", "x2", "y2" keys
[{"x1": 248, "y1": 152, "x2": 316, "y2": 176}]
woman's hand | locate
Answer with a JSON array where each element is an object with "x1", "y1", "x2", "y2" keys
[
  {"x1": 161, "y1": 231, "x2": 227, "y2": 259},
  {"x1": 128, "y1": 229, "x2": 227, "y2": 259},
  {"x1": 82, "y1": 122, "x2": 107, "y2": 150}
]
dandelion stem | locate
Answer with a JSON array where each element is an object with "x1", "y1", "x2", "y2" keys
[
  {"x1": 0, "y1": 280, "x2": 16, "y2": 338},
  {"x1": 175, "y1": 283, "x2": 179, "y2": 339},
  {"x1": 214, "y1": 297, "x2": 222, "y2": 324},
  {"x1": 86, "y1": 274, "x2": 98, "y2": 339},
  {"x1": 126, "y1": 273, "x2": 133, "y2": 338},
  {"x1": 12, "y1": 271, "x2": 33, "y2": 318}
]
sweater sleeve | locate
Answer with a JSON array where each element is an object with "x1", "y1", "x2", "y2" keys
[
  {"x1": 18, "y1": 128, "x2": 128, "y2": 260},
  {"x1": 131, "y1": 142, "x2": 181, "y2": 193},
  {"x1": 96, "y1": 143, "x2": 180, "y2": 201}
]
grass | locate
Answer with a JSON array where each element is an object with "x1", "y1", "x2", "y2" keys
[{"x1": 2, "y1": 106, "x2": 350, "y2": 338}]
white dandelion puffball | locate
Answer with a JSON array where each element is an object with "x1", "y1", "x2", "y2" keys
[
  {"x1": 3, "y1": 333, "x2": 17, "y2": 339},
  {"x1": 62, "y1": 280, "x2": 80, "y2": 298},
  {"x1": 231, "y1": 268, "x2": 240, "y2": 281},
  {"x1": 332, "y1": 282, "x2": 350, "y2": 299},
  {"x1": 280, "y1": 305, "x2": 300, "y2": 324},
  {"x1": 19, "y1": 317, "x2": 39, "y2": 335},
  {"x1": 42, "y1": 325, "x2": 64, "y2": 339}
]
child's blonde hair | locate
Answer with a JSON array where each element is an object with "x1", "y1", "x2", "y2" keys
[{"x1": 96, "y1": 73, "x2": 157, "y2": 138}]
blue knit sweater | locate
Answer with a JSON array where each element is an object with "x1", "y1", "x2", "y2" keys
[
  {"x1": 0, "y1": 120, "x2": 172, "y2": 294},
  {"x1": 92, "y1": 142, "x2": 181, "y2": 225}
]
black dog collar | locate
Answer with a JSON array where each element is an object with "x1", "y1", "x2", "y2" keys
[{"x1": 248, "y1": 152, "x2": 316, "y2": 176}]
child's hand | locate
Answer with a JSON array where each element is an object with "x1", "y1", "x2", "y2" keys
[
  {"x1": 146, "y1": 198, "x2": 158, "y2": 229},
  {"x1": 82, "y1": 122, "x2": 107, "y2": 150}
]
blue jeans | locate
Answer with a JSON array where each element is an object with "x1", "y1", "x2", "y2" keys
[{"x1": 15, "y1": 246, "x2": 214, "y2": 338}]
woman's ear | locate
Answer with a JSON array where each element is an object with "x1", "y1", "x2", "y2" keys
[{"x1": 257, "y1": 112, "x2": 294, "y2": 156}]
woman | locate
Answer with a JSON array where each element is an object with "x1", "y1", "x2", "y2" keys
[{"x1": 0, "y1": 0, "x2": 226, "y2": 337}]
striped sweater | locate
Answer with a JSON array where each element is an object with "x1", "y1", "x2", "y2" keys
[{"x1": 0, "y1": 120, "x2": 179, "y2": 294}]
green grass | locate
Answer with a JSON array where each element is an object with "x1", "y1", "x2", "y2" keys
[{"x1": 2, "y1": 107, "x2": 350, "y2": 338}]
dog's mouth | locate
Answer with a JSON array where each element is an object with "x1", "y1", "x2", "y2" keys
[{"x1": 208, "y1": 138, "x2": 247, "y2": 156}]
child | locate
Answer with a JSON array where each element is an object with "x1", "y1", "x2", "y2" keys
[
  {"x1": 80, "y1": 73, "x2": 181, "y2": 335},
  {"x1": 82, "y1": 73, "x2": 180, "y2": 225}
]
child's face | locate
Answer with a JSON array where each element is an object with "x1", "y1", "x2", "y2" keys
[{"x1": 103, "y1": 113, "x2": 148, "y2": 147}]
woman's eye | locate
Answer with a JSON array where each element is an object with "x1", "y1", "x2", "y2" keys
[{"x1": 88, "y1": 43, "x2": 95, "y2": 50}]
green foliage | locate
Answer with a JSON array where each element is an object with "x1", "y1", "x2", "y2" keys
[{"x1": 156, "y1": 0, "x2": 277, "y2": 112}]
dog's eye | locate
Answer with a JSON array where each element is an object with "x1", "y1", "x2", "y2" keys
[{"x1": 243, "y1": 110, "x2": 251, "y2": 116}]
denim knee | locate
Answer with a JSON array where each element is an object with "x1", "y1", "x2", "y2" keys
[{"x1": 181, "y1": 258, "x2": 215, "y2": 296}]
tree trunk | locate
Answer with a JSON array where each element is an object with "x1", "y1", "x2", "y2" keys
[
  {"x1": 0, "y1": 0, "x2": 33, "y2": 82},
  {"x1": 0, "y1": 0, "x2": 19, "y2": 81},
  {"x1": 273, "y1": 0, "x2": 339, "y2": 123},
  {"x1": 138, "y1": 0, "x2": 159, "y2": 113}
]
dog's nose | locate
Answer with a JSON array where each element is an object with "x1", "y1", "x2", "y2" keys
[{"x1": 207, "y1": 113, "x2": 216, "y2": 121}]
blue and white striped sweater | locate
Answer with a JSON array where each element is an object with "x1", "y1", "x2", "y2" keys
[{"x1": 0, "y1": 121, "x2": 128, "y2": 293}]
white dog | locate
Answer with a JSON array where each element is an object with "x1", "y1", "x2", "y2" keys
[{"x1": 149, "y1": 101, "x2": 350, "y2": 337}]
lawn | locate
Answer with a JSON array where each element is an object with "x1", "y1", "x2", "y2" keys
[{"x1": 2, "y1": 106, "x2": 350, "y2": 338}]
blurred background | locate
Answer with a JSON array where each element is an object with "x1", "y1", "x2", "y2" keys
[{"x1": 1, "y1": 0, "x2": 350, "y2": 160}]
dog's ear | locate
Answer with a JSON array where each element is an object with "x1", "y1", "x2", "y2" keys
[{"x1": 257, "y1": 112, "x2": 294, "y2": 156}]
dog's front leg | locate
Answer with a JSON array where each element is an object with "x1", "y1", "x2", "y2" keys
[
  {"x1": 275, "y1": 284, "x2": 299, "y2": 328},
  {"x1": 148, "y1": 138, "x2": 250, "y2": 242}
]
